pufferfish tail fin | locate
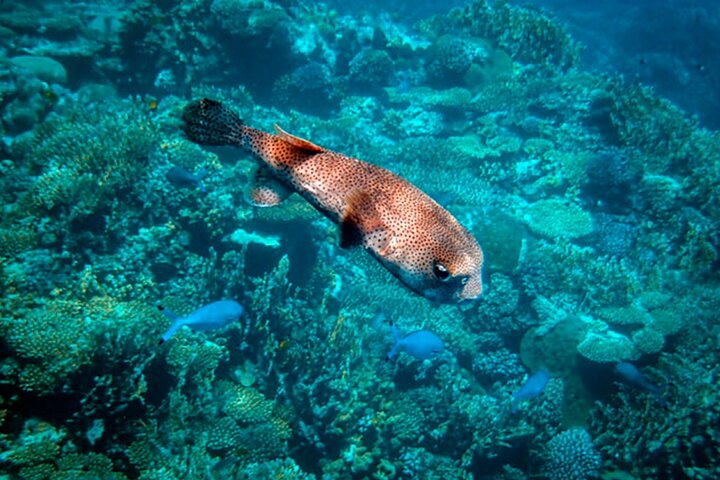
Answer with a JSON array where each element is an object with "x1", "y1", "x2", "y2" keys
[{"x1": 181, "y1": 98, "x2": 245, "y2": 146}]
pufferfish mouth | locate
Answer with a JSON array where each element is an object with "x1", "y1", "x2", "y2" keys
[
  {"x1": 457, "y1": 275, "x2": 482, "y2": 301},
  {"x1": 419, "y1": 275, "x2": 482, "y2": 303}
]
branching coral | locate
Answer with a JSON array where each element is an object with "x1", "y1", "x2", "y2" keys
[
  {"x1": 451, "y1": 0, "x2": 581, "y2": 71},
  {"x1": 14, "y1": 99, "x2": 159, "y2": 221},
  {"x1": 3, "y1": 299, "x2": 100, "y2": 394},
  {"x1": 606, "y1": 80, "x2": 720, "y2": 227},
  {"x1": 590, "y1": 352, "x2": 720, "y2": 477},
  {"x1": 519, "y1": 240, "x2": 642, "y2": 308}
]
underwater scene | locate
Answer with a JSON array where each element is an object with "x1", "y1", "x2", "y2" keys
[{"x1": 1, "y1": 0, "x2": 719, "y2": 479}]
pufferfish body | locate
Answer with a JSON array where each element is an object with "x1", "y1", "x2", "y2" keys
[{"x1": 181, "y1": 98, "x2": 483, "y2": 302}]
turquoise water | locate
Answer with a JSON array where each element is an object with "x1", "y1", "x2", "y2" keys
[{"x1": 1, "y1": 1, "x2": 718, "y2": 479}]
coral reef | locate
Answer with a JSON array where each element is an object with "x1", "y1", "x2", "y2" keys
[
  {"x1": 546, "y1": 428, "x2": 601, "y2": 480},
  {"x1": 590, "y1": 349, "x2": 720, "y2": 477},
  {"x1": 523, "y1": 198, "x2": 594, "y2": 240},
  {"x1": 451, "y1": 0, "x2": 582, "y2": 71},
  {"x1": 0, "y1": 0, "x2": 718, "y2": 478},
  {"x1": 348, "y1": 48, "x2": 394, "y2": 91}
]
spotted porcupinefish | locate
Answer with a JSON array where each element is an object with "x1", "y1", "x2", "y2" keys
[{"x1": 180, "y1": 99, "x2": 483, "y2": 302}]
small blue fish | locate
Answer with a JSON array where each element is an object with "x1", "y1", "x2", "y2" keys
[
  {"x1": 615, "y1": 362, "x2": 667, "y2": 407},
  {"x1": 386, "y1": 323, "x2": 444, "y2": 361},
  {"x1": 158, "y1": 300, "x2": 243, "y2": 344},
  {"x1": 166, "y1": 166, "x2": 207, "y2": 192},
  {"x1": 511, "y1": 369, "x2": 550, "y2": 414}
]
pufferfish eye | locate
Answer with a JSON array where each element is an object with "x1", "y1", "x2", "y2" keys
[{"x1": 432, "y1": 262, "x2": 450, "y2": 281}]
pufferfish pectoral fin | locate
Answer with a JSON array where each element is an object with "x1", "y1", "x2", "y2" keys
[
  {"x1": 339, "y1": 190, "x2": 393, "y2": 256},
  {"x1": 245, "y1": 167, "x2": 292, "y2": 207},
  {"x1": 273, "y1": 124, "x2": 325, "y2": 153}
]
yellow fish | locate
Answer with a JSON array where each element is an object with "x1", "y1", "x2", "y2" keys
[{"x1": 181, "y1": 99, "x2": 483, "y2": 302}]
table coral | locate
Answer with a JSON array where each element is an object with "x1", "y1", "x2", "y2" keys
[
  {"x1": 523, "y1": 198, "x2": 594, "y2": 240},
  {"x1": 577, "y1": 330, "x2": 640, "y2": 364}
]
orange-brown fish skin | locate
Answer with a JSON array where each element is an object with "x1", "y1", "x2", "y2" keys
[{"x1": 181, "y1": 99, "x2": 483, "y2": 302}]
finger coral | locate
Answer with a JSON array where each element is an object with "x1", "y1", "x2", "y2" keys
[{"x1": 546, "y1": 428, "x2": 601, "y2": 480}]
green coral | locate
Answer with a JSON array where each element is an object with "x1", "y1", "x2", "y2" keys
[
  {"x1": 207, "y1": 416, "x2": 244, "y2": 453},
  {"x1": 223, "y1": 383, "x2": 275, "y2": 424},
  {"x1": 426, "y1": 35, "x2": 478, "y2": 84},
  {"x1": 523, "y1": 198, "x2": 594, "y2": 240},
  {"x1": 348, "y1": 49, "x2": 394, "y2": 88},
  {"x1": 631, "y1": 327, "x2": 665, "y2": 356},
  {"x1": 453, "y1": 0, "x2": 582, "y2": 71},
  {"x1": 639, "y1": 174, "x2": 682, "y2": 222},
  {"x1": 594, "y1": 305, "x2": 652, "y2": 327},
  {"x1": 591, "y1": 352, "x2": 720, "y2": 477},
  {"x1": 577, "y1": 329, "x2": 640, "y2": 364},
  {"x1": 522, "y1": 240, "x2": 641, "y2": 307},
  {"x1": 165, "y1": 336, "x2": 228, "y2": 387},
  {"x1": 607, "y1": 80, "x2": 720, "y2": 225},
  {"x1": 0, "y1": 99, "x2": 160, "y2": 268},
  {"x1": 2, "y1": 299, "x2": 100, "y2": 394},
  {"x1": 55, "y1": 453, "x2": 126, "y2": 480},
  {"x1": 210, "y1": 0, "x2": 291, "y2": 37},
  {"x1": 385, "y1": 86, "x2": 474, "y2": 111},
  {"x1": 17, "y1": 100, "x2": 157, "y2": 217},
  {"x1": 241, "y1": 458, "x2": 316, "y2": 480}
]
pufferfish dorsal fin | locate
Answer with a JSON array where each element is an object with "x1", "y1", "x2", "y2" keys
[
  {"x1": 273, "y1": 124, "x2": 325, "y2": 153},
  {"x1": 245, "y1": 167, "x2": 292, "y2": 207},
  {"x1": 340, "y1": 190, "x2": 393, "y2": 255}
]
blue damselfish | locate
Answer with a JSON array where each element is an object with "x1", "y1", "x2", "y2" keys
[
  {"x1": 386, "y1": 324, "x2": 444, "y2": 361},
  {"x1": 158, "y1": 300, "x2": 243, "y2": 344}
]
